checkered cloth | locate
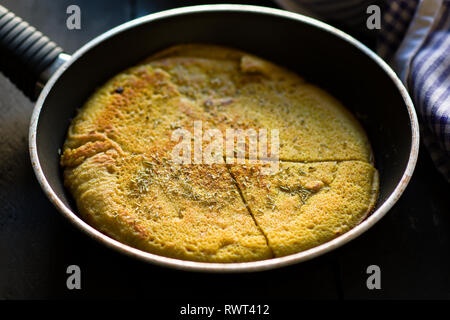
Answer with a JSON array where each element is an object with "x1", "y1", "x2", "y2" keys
[{"x1": 276, "y1": 0, "x2": 450, "y2": 182}]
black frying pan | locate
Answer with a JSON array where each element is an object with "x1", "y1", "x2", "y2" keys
[{"x1": 0, "y1": 4, "x2": 419, "y2": 272}]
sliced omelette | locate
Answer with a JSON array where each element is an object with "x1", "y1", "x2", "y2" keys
[{"x1": 61, "y1": 44, "x2": 379, "y2": 262}]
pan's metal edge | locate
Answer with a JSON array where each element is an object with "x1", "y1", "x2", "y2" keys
[{"x1": 29, "y1": 4, "x2": 420, "y2": 273}]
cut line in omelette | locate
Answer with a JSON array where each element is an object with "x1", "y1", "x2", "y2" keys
[{"x1": 229, "y1": 160, "x2": 378, "y2": 257}]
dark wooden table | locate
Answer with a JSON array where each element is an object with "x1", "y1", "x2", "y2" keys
[{"x1": 1, "y1": 0, "x2": 449, "y2": 300}]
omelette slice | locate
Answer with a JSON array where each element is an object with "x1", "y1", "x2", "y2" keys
[
  {"x1": 147, "y1": 44, "x2": 372, "y2": 162},
  {"x1": 229, "y1": 160, "x2": 378, "y2": 257},
  {"x1": 62, "y1": 149, "x2": 271, "y2": 262}
]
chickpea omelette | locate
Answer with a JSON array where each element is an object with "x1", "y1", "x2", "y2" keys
[{"x1": 60, "y1": 44, "x2": 378, "y2": 262}]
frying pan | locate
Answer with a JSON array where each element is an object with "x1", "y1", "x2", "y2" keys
[{"x1": 0, "y1": 4, "x2": 419, "y2": 272}]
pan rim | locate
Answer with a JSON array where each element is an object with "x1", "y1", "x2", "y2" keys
[{"x1": 29, "y1": 4, "x2": 420, "y2": 272}]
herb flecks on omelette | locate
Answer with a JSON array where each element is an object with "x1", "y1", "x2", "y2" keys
[{"x1": 60, "y1": 44, "x2": 378, "y2": 262}]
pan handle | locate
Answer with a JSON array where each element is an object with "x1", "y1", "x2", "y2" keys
[{"x1": 0, "y1": 5, "x2": 69, "y2": 100}]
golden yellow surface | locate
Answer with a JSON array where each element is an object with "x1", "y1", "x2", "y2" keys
[{"x1": 61, "y1": 44, "x2": 378, "y2": 262}]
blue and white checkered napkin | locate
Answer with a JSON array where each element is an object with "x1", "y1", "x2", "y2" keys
[{"x1": 276, "y1": 0, "x2": 450, "y2": 182}]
